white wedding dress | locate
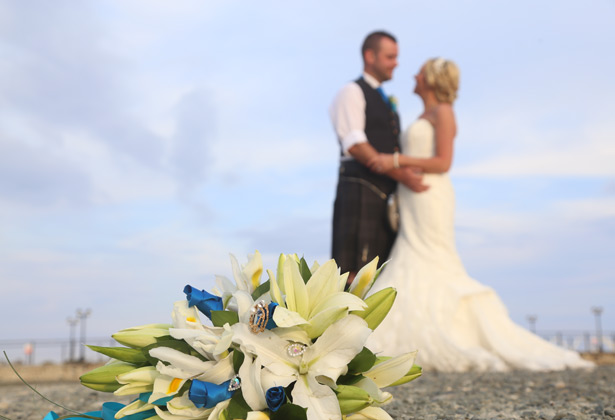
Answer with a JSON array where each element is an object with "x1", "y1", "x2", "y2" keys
[{"x1": 366, "y1": 118, "x2": 593, "y2": 371}]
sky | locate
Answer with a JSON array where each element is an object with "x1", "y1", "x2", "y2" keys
[{"x1": 1, "y1": 0, "x2": 614, "y2": 354}]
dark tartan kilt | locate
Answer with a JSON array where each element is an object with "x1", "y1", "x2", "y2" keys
[{"x1": 332, "y1": 172, "x2": 396, "y2": 273}]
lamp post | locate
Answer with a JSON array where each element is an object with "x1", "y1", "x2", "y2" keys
[
  {"x1": 76, "y1": 308, "x2": 91, "y2": 362},
  {"x1": 591, "y1": 306, "x2": 603, "y2": 353},
  {"x1": 527, "y1": 315, "x2": 537, "y2": 334},
  {"x1": 67, "y1": 316, "x2": 79, "y2": 363}
]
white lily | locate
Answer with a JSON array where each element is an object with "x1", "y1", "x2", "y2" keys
[
  {"x1": 269, "y1": 257, "x2": 367, "y2": 338},
  {"x1": 233, "y1": 315, "x2": 372, "y2": 420},
  {"x1": 344, "y1": 406, "x2": 394, "y2": 420},
  {"x1": 149, "y1": 347, "x2": 234, "y2": 384}
]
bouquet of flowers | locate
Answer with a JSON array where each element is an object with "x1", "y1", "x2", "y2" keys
[{"x1": 45, "y1": 252, "x2": 421, "y2": 420}]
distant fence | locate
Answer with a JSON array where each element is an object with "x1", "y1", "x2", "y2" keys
[
  {"x1": 1, "y1": 331, "x2": 614, "y2": 365},
  {"x1": 0, "y1": 337, "x2": 116, "y2": 366}
]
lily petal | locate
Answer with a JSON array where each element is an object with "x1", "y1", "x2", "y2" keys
[
  {"x1": 305, "y1": 260, "x2": 339, "y2": 312},
  {"x1": 305, "y1": 315, "x2": 371, "y2": 382},
  {"x1": 304, "y1": 306, "x2": 348, "y2": 339},
  {"x1": 150, "y1": 347, "x2": 216, "y2": 377},
  {"x1": 231, "y1": 323, "x2": 297, "y2": 378},
  {"x1": 239, "y1": 355, "x2": 267, "y2": 411},
  {"x1": 283, "y1": 257, "x2": 309, "y2": 319},
  {"x1": 272, "y1": 306, "x2": 309, "y2": 328},
  {"x1": 309, "y1": 292, "x2": 367, "y2": 319},
  {"x1": 363, "y1": 351, "x2": 417, "y2": 388},
  {"x1": 267, "y1": 269, "x2": 285, "y2": 308},
  {"x1": 292, "y1": 373, "x2": 341, "y2": 420}
]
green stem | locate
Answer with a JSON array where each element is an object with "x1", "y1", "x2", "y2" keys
[
  {"x1": 0, "y1": 414, "x2": 14, "y2": 420},
  {"x1": 2, "y1": 351, "x2": 103, "y2": 420}
]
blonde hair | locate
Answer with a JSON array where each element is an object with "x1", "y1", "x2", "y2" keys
[{"x1": 424, "y1": 58, "x2": 460, "y2": 104}]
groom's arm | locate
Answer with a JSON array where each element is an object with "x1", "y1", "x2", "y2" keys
[{"x1": 348, "y1": 143, "x2": 429, "y2": 193}]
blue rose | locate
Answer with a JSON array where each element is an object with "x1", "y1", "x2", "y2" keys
[
  {"x1": 265, "y1": 386, "x2": 286, "y2": 412},
  {"x1": 183, "y1": 285, "x2": 223, "y2": 319}
]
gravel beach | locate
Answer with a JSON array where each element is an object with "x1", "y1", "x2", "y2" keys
[{"x1": 1, "y1": 366, "x2": 614, "y2": 420}]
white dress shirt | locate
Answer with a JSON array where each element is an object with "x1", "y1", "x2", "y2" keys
[{"x1": 329, "y1": 72, "x2": 382, "y2": 159}]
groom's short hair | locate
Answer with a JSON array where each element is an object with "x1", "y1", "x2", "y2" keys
[{"x1": 361, "y1": 31, "x2": 397, "y2": 59}]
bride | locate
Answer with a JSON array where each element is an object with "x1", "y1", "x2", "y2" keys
[{"x1": 365, "y1": 58, "x2": 593, "y2": 371}]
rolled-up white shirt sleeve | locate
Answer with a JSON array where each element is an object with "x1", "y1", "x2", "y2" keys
[{"x1": 329, "y1": 82, "x2": 367, "y2": 157}]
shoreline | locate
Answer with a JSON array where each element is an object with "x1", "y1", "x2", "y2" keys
[{"x1": 1, "y1": 353, "x2": 613, "y2": 385}]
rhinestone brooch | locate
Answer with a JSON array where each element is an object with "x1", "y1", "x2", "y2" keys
[
  {"x1": 249, "y1": 300, "x2": 270, "y2": 334},
  {"x1": 286, "y1": 343, "x2": 307, "y2": 357},
  {"x1": 228, "y1": 374, "x2": 241, "y2": 391}
]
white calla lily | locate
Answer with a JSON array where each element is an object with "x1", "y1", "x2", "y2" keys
[
  {"x1": 232, "y1": 315, "x2": 372, "y2": 420},
  {"x1": 230, "y1": 251, "x2": 263, "y2": 293},
  {"x1": 172, "y1": 300, "x2": 205, "y2": 330},
  {"x1": 348, "y1": 257, "x2": 381, "y2": 299}
]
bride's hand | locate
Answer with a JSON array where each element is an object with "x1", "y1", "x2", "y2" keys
[{"x1": 367, "y1": 154, "x2": 394, "y2": 174}]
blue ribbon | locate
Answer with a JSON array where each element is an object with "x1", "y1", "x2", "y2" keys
[
  {"x1": 265, "y1": 302, "x2": 278, "y2": 330},
  {"x1": 184, "y1": 285, "x2": 223, "y2": 318},
  {"x1": 189, "y1": 379, "x2": 235, "y2": 409},
  {"x1": 43, "y1": 402, "x2": 155, "y2": 420}
]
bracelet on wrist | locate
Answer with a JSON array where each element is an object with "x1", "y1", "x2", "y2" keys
[{"x1": 393, "y1": 151, "x2": 400, "y2": 169}]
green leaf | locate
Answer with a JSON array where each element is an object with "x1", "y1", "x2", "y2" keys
[
  {"x1": 336, "y1": 373, "x2": 365, "y2": 386},
  {"x1": 86, "y1": 345, "x2": 148, "y2": 365},
  {"x1": 251, "y1": 280, "x2": 271, "y2": 300},
  {"x1": 270, "y1": 403, "x2": 308, "y2": 420},
  {"x1": 225, "y1": 390, "x2": 251, "y2": 420},
  {"x1": 211, "y1": 310, "x2": 239, "y2": 327},
  {"x1": 299, "y1": 257, "x2": 312, "y2": 283},
  {"x1": 346, "y1": 347, "x2": 376, "y2": 374},
  {"x1": 232, "y1": 349, "x2": 245, "y2": 373}
]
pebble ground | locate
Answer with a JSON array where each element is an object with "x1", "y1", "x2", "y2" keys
[{"x1": 1, "y1": 366, "x2": 614, "y2": 420}]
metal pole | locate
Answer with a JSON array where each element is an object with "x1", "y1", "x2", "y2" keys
[
  {"x1": 591, "y1": 306, "x2": 603, "y2": 353},
  {"x1": 76, "y1": 308, "x2": 92, "y2": 363},
  {"x1": 67, "y1": 317, "x2": 78, "y2": 363},
  {"x1": 526, "y1": 315, "x2": 537, "y2": 334}
]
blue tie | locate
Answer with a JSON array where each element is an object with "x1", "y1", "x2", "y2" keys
[{"x1": 377, "y1": 87, "x2": 390, "y2": 108}]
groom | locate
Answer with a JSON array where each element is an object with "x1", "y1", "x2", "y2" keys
[{"x1": 330, "y1": 31, "x2": 427, "y2": 284}]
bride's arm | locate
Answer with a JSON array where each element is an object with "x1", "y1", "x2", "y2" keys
[{"x1": 369, "y1": 105, "x2": 457, "y2": 174}]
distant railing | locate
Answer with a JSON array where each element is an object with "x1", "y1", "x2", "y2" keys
[
  {"x1": 537, "y1": 330, "x2": 615, "y2": 353},
  {"x1": 1, "y1": 331, "x2": 613, "y2": 365},
  {"x1": 0, "y1": 337, "x2": 116, "y2": 365}
]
